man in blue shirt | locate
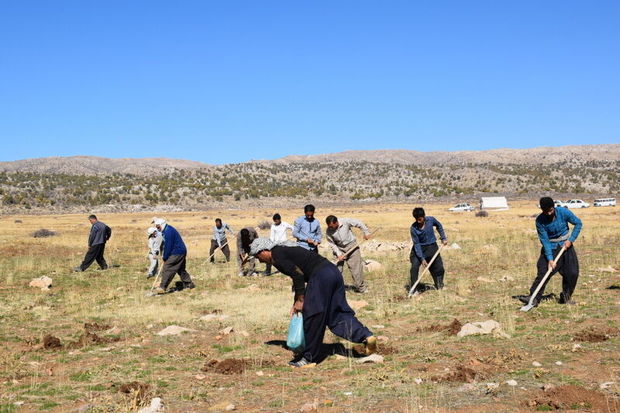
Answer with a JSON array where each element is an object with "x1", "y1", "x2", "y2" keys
[
  {"x1": 153, "y1": 218, "x2": 195, "y2": 294},
  {"x1": 409, "y1": 207, "x2": 448, "y2": 292},
  {"x1": 519, "y1": 197, "x2": 582, "y2": 306},
  {"x1": 293, "y1": 204, "x2": 322, "y2": 253}
]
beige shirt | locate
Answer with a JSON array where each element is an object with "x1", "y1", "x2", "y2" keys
[{"x1": 325, "y1": 218, "x2": 370, "y2": 256}]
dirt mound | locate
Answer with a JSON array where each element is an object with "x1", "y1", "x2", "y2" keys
[
  {"x1": 573, "y1": 327, "x2": 619, "y2": 342},
  {"x1": 43, "y1": 334, "x2": 62, "y2": 350},
  {"x1": 84, "y1": 322, "x2": 111, "y2": 332},
  {"x1": 432, "y1": 364, "x2": 484, "y2": 383},
  {"x1": 378, "y1": 344, "x2": 398, "y2": 355},
  {"x1": 202, "y1": 359, "x2": 248, "y2": 375},
  {"x1": 118, "y1": 381, "x2": 150, "y2": 405},
  {"x1": 527, "y1": 384, "x2": 620, "y2": 411},
  {"x1": 417, "y1": 319, "x2": 462, "y2": 336}
]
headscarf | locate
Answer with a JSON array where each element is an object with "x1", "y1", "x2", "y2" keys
[
  {"x1": 249, "y1": 237, "x2": 297, "y2": 256},
  {"x1": 249, "y1": 237, "x2": 275, "y2": 256},
  {"x1": 154, "y1": 218, "x2": 167, "y2": 230}
]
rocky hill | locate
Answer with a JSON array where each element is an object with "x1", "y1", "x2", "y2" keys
[{"x1": 1, "y1": 145, "x2": 618, "y2": 213}]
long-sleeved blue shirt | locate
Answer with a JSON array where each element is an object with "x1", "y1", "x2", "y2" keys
[
  {"x1": 212, "y1": 223, "x2": 234, "y2": 246},
  {"x1": 162, "y1": 224, "x2": 187, "y2": 261},
  {"x1": 293, "y1": 216, "x2": 322, "y2": 251},
  {"x1": 536, "y1": 207, "x2": 582, "y2": 261},
  {"x1": 410, "y1": 216, "x2": 446, "y2": 259}
]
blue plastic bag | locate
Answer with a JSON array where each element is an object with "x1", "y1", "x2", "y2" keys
[{"x1": 286, "y1": 313, "x2": 305, "y2": 352}]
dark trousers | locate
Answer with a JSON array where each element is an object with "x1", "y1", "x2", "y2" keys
[
  {"x1": 209, "y1": 240, "x2": 230, "y2": 262},
  {"x1": 302, "y1": 264, "x2": 372, "y2": 363},
  {"x1": 160, "y1": 254, "x2": 193, "y2": 289},
  {"x1": 80, "y1": 243, "x2": 108, "y2": 271},
  {"x1": 409, "y1": 243, "x2": 444, "y2": 290},
  {"x1": 529, "y1": 246, "x2": 579, "y2": 301}
]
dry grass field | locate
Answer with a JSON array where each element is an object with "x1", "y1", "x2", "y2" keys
[{"x1": 0, "y1": 201, "x2": 618, "y2": 412}]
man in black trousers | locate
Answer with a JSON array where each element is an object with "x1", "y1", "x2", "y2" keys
[{"x1": 75, "y1": 215, "x2": 111, "y2": 272}]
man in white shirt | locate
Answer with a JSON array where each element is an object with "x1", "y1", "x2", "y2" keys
[
  {"x1": 325, "y1": 215, "x2": 371, "y2": 293},
  {"x1": 266, "y1": 213, "x2": 294, "y2": 274}
]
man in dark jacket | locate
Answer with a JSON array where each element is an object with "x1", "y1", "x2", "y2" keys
[
  {"x1": 153, "y1": 218, "x2": 195, "y2": 294},
  {"x1": 75, "y1": 215, "x2": 111, "y2": 272},
  {"x1": 409, "y1": 207, "x2": 448, "y2": 292}
]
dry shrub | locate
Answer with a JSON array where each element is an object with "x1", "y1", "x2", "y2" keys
[
  {"x1": 475, "y1": 210, "x2": 489, "y2": 218},
  {"x1": 33, "y1": 229, "x2": 57, "y2": 238}
]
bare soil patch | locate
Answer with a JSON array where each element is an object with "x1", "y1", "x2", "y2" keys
[
  {"x1": 432, "y1": 364, "x2": 484, "y2": 383},
  {"x1": 573, "y1": 327, "x2": 619, "y2": 343},
  {"x1": 118, "y1": 381, "x2": 151, "y2": 405},
  {"x1": 526, "y1": 384, "x2": 620, "y2": 411},
  {"x1": 417, "y1": 318, "x2": 462, "y2": 335},
  {"x1": 202, "y1": 358, "x2": 248, "y2": 375},
  {"x1": 84, "y1": 322, "x2": 112, "y2": 332},
  {"x1": 43, "y1": 334, "x2": 62, "y2": 350}
]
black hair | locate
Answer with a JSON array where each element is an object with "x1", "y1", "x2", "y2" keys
[
  {"x1": 304, "y1": 204, "x2": 315, "y2": 213},
  {"x1": 273, "y1": 213, "x2": 281, "y2": 221},
  {"x1": 215, "y1": 218, "x2": 222, "y2": 224},
  {"x1": 540, "y1": 197, "x2": 554, "y2": 210},
  {"x1": 240, "y1": 228, "x2": 252, "y2": 253},
  {"x1": 412, "y1": 207, "x2": 425, "y2": 219},
  {"x1": 88, "y1": 214, "x2": 97, "y2": 220},
  {"x1": 325, "y1": 215, "x2": 338, "y2": 225}
]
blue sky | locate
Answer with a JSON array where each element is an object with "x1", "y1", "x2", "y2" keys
[{"x1": 1, "y1": 1, "x2": 618, "y2": 164}]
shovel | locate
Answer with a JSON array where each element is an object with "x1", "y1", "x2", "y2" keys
[
  {"x1": 408, "y1": 244, "x2": 445, "y2": 298},
  {"x1": 520, "y1": 246, "x2": 567, "y2": 312},
  {"x1": 145, "y1": 264, "x2": 164, "y2": 297}
]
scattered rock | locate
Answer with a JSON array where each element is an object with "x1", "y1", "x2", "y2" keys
[
  {"x1": 447, "y1": 242, "x2": 461, "y2": 250},
  {"x1": 571, "y1": 343, "x2": 582, "y2": 352},
  {"x1": 200, "y1": 314, "x2": 230, "y2": 322},
  {"x1": 208, "y1": 402, "x2": 236, "y2": 412},
  {"x1": 226, "y1": 404, "x2": 236, "y2": 411},
  {"x1": 371, "y1": 325, "x2": 385, "y2": 329},
  {"x1": 138, "y1": 397, "x2": 164, "y2": 413},
  {"x1": 555, "y1": 361, "x2": 563, "y2": 366},
  {"x1": 156, "y1": 325, "x2": 197, "y2": 336},
  {"x1": 219, "y1": 326, "x2": 234, "y2": 335},
  {"x1": 506, "y1": 379, "x2": 518, "y2": 386},
  {"x1": 476, "y1": 276, "x2": 494, "y2": 283},
  {"x1": 29, "y1": 276, "x2": 52, "y2": 291},
  {"x1": 599, "y1": 382, "x2": 615, "y2": 390},
  {"x1": 355, "y1": 354, "x2": 384, "y2": 364},
  {"x1": 300, "y1": 401, "x2": 318, "y2": 412},
  {"x1": 256, "y1": 371, "x2": 264, "y2": 376},
  {"x1": 195, "y1": 374, "x2": 206, "y2": 380},
  {"x1": 532, "y1": 361, "x2": 542, "y2": 367},
  {"x1": 414, "y1": 378, "x2": 423, "y2": 385},
  {"x1": 363, "y1": 259, "x2": 383, "y2": 272},
  {"x1": 597, "y1": 266, "x2": 617, "y2": 273},
  {"x1": 348, "y1": 300, "x2": 369, "y2": 311},
  {"x1": 499, "y1": 275, "x2": 514, "y2": 282},
  {"x1": 457, "y1": 320, "x2": 510, "y2": 338}
]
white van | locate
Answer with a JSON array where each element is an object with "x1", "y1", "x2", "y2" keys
[{"x1": 593, "y1": 198, "x2": 616, "y2": 207}]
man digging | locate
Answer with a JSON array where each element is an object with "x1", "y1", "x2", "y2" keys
[
  {"x1": 246, "y1": 237, "x2": 377, "y2": 368},
  {"x1": 210, "y1": 218, "x2": 234, "y2": 263},
  {"x1": 325, "y1": 215, "x2": 372, "y2": 293},
  {"x1": 153, "y1": 218, "x2": 195, "y2": 294},
  {"x1": 74, "y1": 215, "x2": 111, "y2": 272},
  {"x1": 408, "y1": 207, "x2": 448, "y2": 293},
  {"x1": 517, "y1": 197, "x2": 582, "y2": 307}
]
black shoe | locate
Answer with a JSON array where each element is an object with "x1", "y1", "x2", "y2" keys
[
  {"x1": 146, "y1": 273, "x2": 155, "y2": 279},
  {"x1": 515, "y1": 295, "x2": 530, "y2": 304},
  {"x1": 559, "y1": 292, "x2": 575, "y2": 305},
  {"x1": 184, "y1": 282, "x2": 196, "y2": 290}
]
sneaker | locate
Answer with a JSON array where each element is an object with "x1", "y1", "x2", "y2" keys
[
  {"x1": 288, "y1": 357, "x2": 316, "y2": 368},
  {"x1": 73, "y1": 266, "x2": 83, "y2": 272},
  {"x1": 146, "y1": 273, "x2": 155, "y2": 279},
  {"x1": 152, "y1": 287, "x2": 166, "y2": 295},
  {"x1": 363, "y1": 336, "x2": 377, "y2": 355},
  {"x1": 184, "y1": 282, "x2": 196, "y2": 290},
  {"x1": 238, "y1": 271, "x2": 245, "y2": 277}
]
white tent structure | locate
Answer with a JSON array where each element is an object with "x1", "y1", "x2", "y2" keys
[{"x1": 480, "y1": 196, "x2": 509, "y2": 210}]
